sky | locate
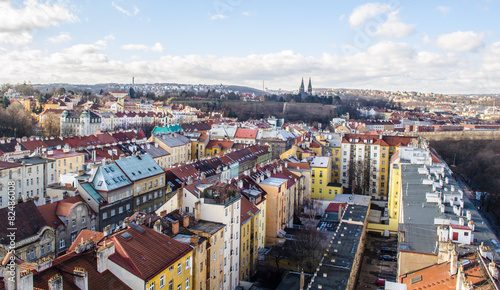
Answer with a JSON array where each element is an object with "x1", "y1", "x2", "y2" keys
[{"x1": 1, "y1": 0, "x2": 500, "y2": 94}]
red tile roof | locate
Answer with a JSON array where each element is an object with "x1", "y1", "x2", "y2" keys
[
  {"x1": 240, "y1": 196, "x2": 260, "y2": 224},
  {"x1": 109, "y1": 224, "x2": 193, "y2": 280},
  {"x1": 67, "y1": 230, "x2": 105, "y2": 252},
  {"x1": 325, "y1": 202, "x2": 347, "y2": 212},
  {"x1": 235, "y1": 128, "x2": 258, "y2": 139},
  {"x1": 0, "y1": 201, "x2": 49, "y2": 245},
  {"x1": 206, "y1": 139, "x2": 234, "y2": 150}
]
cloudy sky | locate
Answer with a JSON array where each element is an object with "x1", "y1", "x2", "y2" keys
[{"x1": 1, "y1": 0, "x2": 499, "y2": 93}]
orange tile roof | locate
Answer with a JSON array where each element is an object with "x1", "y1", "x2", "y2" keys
[
  {"x1": 240, "y1": 196, "x2": 260, "y2": 224},
  {"x1": 287, "y1": 162, "x2": 311, "y2": 170},
  {"x1": 67, "y1": 230, "x2": 105, "y2": 252},
  {"x1": 235, "y1": 128, "x2": 258, "y2": 139}
]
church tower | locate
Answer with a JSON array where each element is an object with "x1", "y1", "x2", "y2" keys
[
  {"x1": 299, "y1": 78, "x2": 305, "y2": 94},
  {"x1": 307, "y1": 78, "x2": 312, "y2": 95}
]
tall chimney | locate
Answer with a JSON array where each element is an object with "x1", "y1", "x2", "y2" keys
[
  {"x1": 300, "y1": 269, "x2": 305, "y2": 290},
  {"x1": 450, "y1": 246, "x2": 458, "y2": 275},
  {"x1": 97, "y1": 243, "x2": 115, "y2": 273},
  {"x1": 183, "y1": 215, "x2": 189, "y2": 228},
  {"x1": 172, "y1": 220, "x2": 179, "y2": 235},
  {"x1": 48, "y1": 274, "x2": 63, "y2": 290},
  {"x1": 194, "y1": 202, "x2": 201, "y2": 222},
  {"x1": 74, "y1": 267, "x2": 88, "y2": 290}
]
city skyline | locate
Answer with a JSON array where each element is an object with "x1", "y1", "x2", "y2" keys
[{"x1": 1, "y1": 0, "x2": 500, "y2": 94}]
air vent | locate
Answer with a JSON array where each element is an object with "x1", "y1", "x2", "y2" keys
[{"x1": 411, "y1": 275, "x2": 423, "y2": 284}]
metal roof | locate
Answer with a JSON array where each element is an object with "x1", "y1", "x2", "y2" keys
[{"x1": 115, "y1": 154, "x2": 164, "y2": 181}]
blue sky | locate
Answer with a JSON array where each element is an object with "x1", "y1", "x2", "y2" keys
[{"x1": 1, "y1": 0, "x2": 500, "y2": 93}]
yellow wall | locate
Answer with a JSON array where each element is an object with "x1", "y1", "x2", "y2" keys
[
  {"x1": 310, "y1": 160, "x2": 332, "y2": 199},
  {"x1": 259, "y1": 181, "x2": 288, "y2": 247},
  {"x1": 330, "y1": 147, "x2": 341, "y2": 183},
  {"x1": 48, "y1": 152, "x2": 85, "y2": 183},
  {"x1": 378, "y1": 145, "x2": 390, "y2": 197},
  {"x1": 240, "y1": 218, "x2": 251, "y2": 281},
  {"x1": 146, "y1": 250, "x2": 193, "y2": 290},
  {"x1": 388, "y1": 160, "x2": 402, "y2": 220}
]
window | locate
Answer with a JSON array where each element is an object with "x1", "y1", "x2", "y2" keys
[
  {"x1": 160, "y1": 275, "x2": 165, "y2": 288},
  {"x1": 329, "y1": 189, "x2": 332, "y2": 195},
  {"x1": 177, "y1": 285, "x2": 181, "y2": 290},
  {"x1": 312, "y1": 179, "x2": 315, "y2": 184},
  {"x1": 185, "y1": 207, "x2": 189, "y2": 213},
  {"x1": 102, "y1": 212, "x2": 108, "y2": 219},
  {"x1": 169, "y1": 266, "x2": 174, "y2": 272},
  {"x1": 111, "y1": 209, "x2": 116, "y2": 216},
  {"x1": 72, "y1": 219, "x2": 76, "y2": 227},
  {"x1": 177, "y1": 263, "x2": 182, "y2": 275},
  {"x1": 186, "y1": 278, "x2": 190, "y2": 289},
  {"x1": 319, "y1": 180, "x2": 322, "y2": 185},
  {"x1": 186, "y1": 257, "x2": 190, "y2": 269},
  {"x1": 126, "y1": 204, "x2": 131, "y2": 210},
  {"x1": 41, "y1": 245, "x2": 45, "y2": 256},
  {"x1": 149, "y1": 282, "x2": 155, "y2": 290},
  {"x1": 71, "y1": 232, "x2": 77, "y2": 243},
  {"x1": 169, "y1": 281, "x2": 173, "y2": 290}
]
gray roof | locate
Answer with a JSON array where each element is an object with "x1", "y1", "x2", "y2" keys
[
  {"x1": 310, "y1": 156, "x2": 330, "y2": 168},
  {"x1": 91, "y1": 163, "x2": 131, "y2": 192},
  {"x1": 15, "y1": 157, "x2": 54, "y2": 165},
  {"x1": 399, "y1": 163, "x2": 500, "y2": 260},
  {"x1": 80, "y1": 182, "x2": 105, "y2": 203},
  {"x1": 189, "y1": 220, "x2": 225, "y2": 235},
  {"x1": 141, "y1": 143, "x2": 170, "y2": 158},
  {"x1": 259, "y1": 177, "x2": 287, "y2": 187},
  {"x1": 155, "y1": 133, "x2": 190, "y2": 147},
  {"x1": 115, "y1": 154, "x2": 164, "y2": 181},
  {"x1": 209, "y1": 127, "x2": 237, "y2": 138}
]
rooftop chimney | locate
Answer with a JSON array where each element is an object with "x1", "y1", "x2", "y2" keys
[
  {"x1": 190, "y1": 235, "x2": 200, "y2": 246},
  {"x1": 48, "y1": 274, "x2": 63, "y2": 290},
  {"x1": 183, "y1": 215, "x2": 189, "y2": 228},
  {"x1": 194, "y1": 202, "x2": 201, "y2": 222},
  {"x1": 154, "y1": 220, "x2": 163, "y2": 233},
  {"x1": 97, "y1": 242, "x2": 115, "y2": 273},
  {"x1": 73, "y1": 267, "x2": 88, "y2": 290},
  {"x1": 450, "y1": 246, "x2": 458, "y2": 275},
  {"x1": 172, "y1": 220, "x2": 179, "y2": 235}
]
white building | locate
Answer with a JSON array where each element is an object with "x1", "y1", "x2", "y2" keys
[
  {"x1": 15, "y1": 157, "x2": 57, "y2": 206},
  {"x1": 60, "y1": 110, "x2": 102, "y2": 137},
  {"x1": 182, "y1": 181, "x2": 241, "y2": 289}
]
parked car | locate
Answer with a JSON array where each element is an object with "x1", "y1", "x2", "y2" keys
[
  {"x1": 376, "y1": 278, "x2": 386, "y2": 286},
  {"x1": 380, "y1": 254, "x2": 396, "y2": 261},
  {"x1": 380, "y1": 247, "x2": 397, "y2": 254}
]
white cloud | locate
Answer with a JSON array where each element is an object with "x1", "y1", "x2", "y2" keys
[
  {"x1": 2, "y1": 39, "x2": 500, "y2": 94},
  {"x1": 435, "y1": 6, "x2": 451, "y2": 15},
  {"x1": 0, "y1": 32, "x2": 33, "y2": 45},
  {"x1": 339, "y1": 14, "x2": 345, "y2": 21},
  {"x1": 49, "y1": 32, "x2": 72, "y2": 43},
  {"x1": 242, "y1": 11, "x2": 250, "y2": 16},
  {"x1": 435, "y1": 31, "x2": 484, "y2": 52},
  {"x1": 121, "y1": 42, "x2": 164, "y2": 52},
  {"x1": 0, "y1": 0, "x2": 77, "y2": 32},
  {"x1": 104, "y1": 34, "x2": 115, "y2": 41},
  {"x1": 375, "y1": 11, "x2": 415, "y2": 38},
  {"x1": 349, "y1": 2, "x2": 391, "y2": 27},
  {"x1": 210, "y1": 14, "x2": 227, "y2": 21},
  {"x1": 112, "y1": 1, "x2": 131, "y2": 16},
  {"x1": 133, "y1": 5, "x2": 140, "y2": 15}
]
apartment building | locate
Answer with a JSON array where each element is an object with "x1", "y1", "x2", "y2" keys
[
  {"x1": 182, "y1": 181, "x2": 241, "y2": 289},
  {"x1": 115, "y1": 154, "x2": 167, "y2": 214},
  {"x1": 44, "y1": 148, "x2": 85, "y2": 183},
  {"x1": 150, "y1": 133, "x2": 191, "y2": 164}
]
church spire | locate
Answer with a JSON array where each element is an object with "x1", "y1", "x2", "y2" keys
[
  {"x1": 299, "y1": 78, "x2": 305, "y2": 94},
  {"x1": 307, "y1": 77, "x2": 312, "y2": 95}
]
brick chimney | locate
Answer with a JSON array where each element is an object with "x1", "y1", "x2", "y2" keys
[
  {"x1": 18, "y1": 270, "x2": 33, "y2": 290},
  {"x1": 74, "y1": 267, "x2": 88, "y2": 290},
  {"x1": 190, "y1": 235, "x2": 200, "y2": 246},
  {"x1": 48, "y1": 274, "x2": 63, "y2": 290},
  {"x1": 172, "y1": 220, "x2": 179, "y2": 235},
  {"x1": 183, "y1": 215, "x2": 190, "y2": 228}
]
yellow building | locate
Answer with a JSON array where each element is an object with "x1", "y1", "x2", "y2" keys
[
  {"x1": 310, "y1": 156, "x2": 333, "y2": 199},
  {"x1": 259, "y1": 177, "x2": 289, "y2": 247},
  {"x1": 150, "y1": 133, "x2": 192, "y2": 164},
  {"x1": 44, "y1": 148, "x2": 85, "y2": 183},
  {"x1": 240, "y1": 196, "x2": 261, "y2": 280},
  {"x1": 188, "y1": 220, "x2": 225, "y2": 290},
  {"x1": 388, "y1": 156, "x2": 402, "y2": 221},
  {"x1": 104, "y1": 224, "x2": 193, "y2": 290}
]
